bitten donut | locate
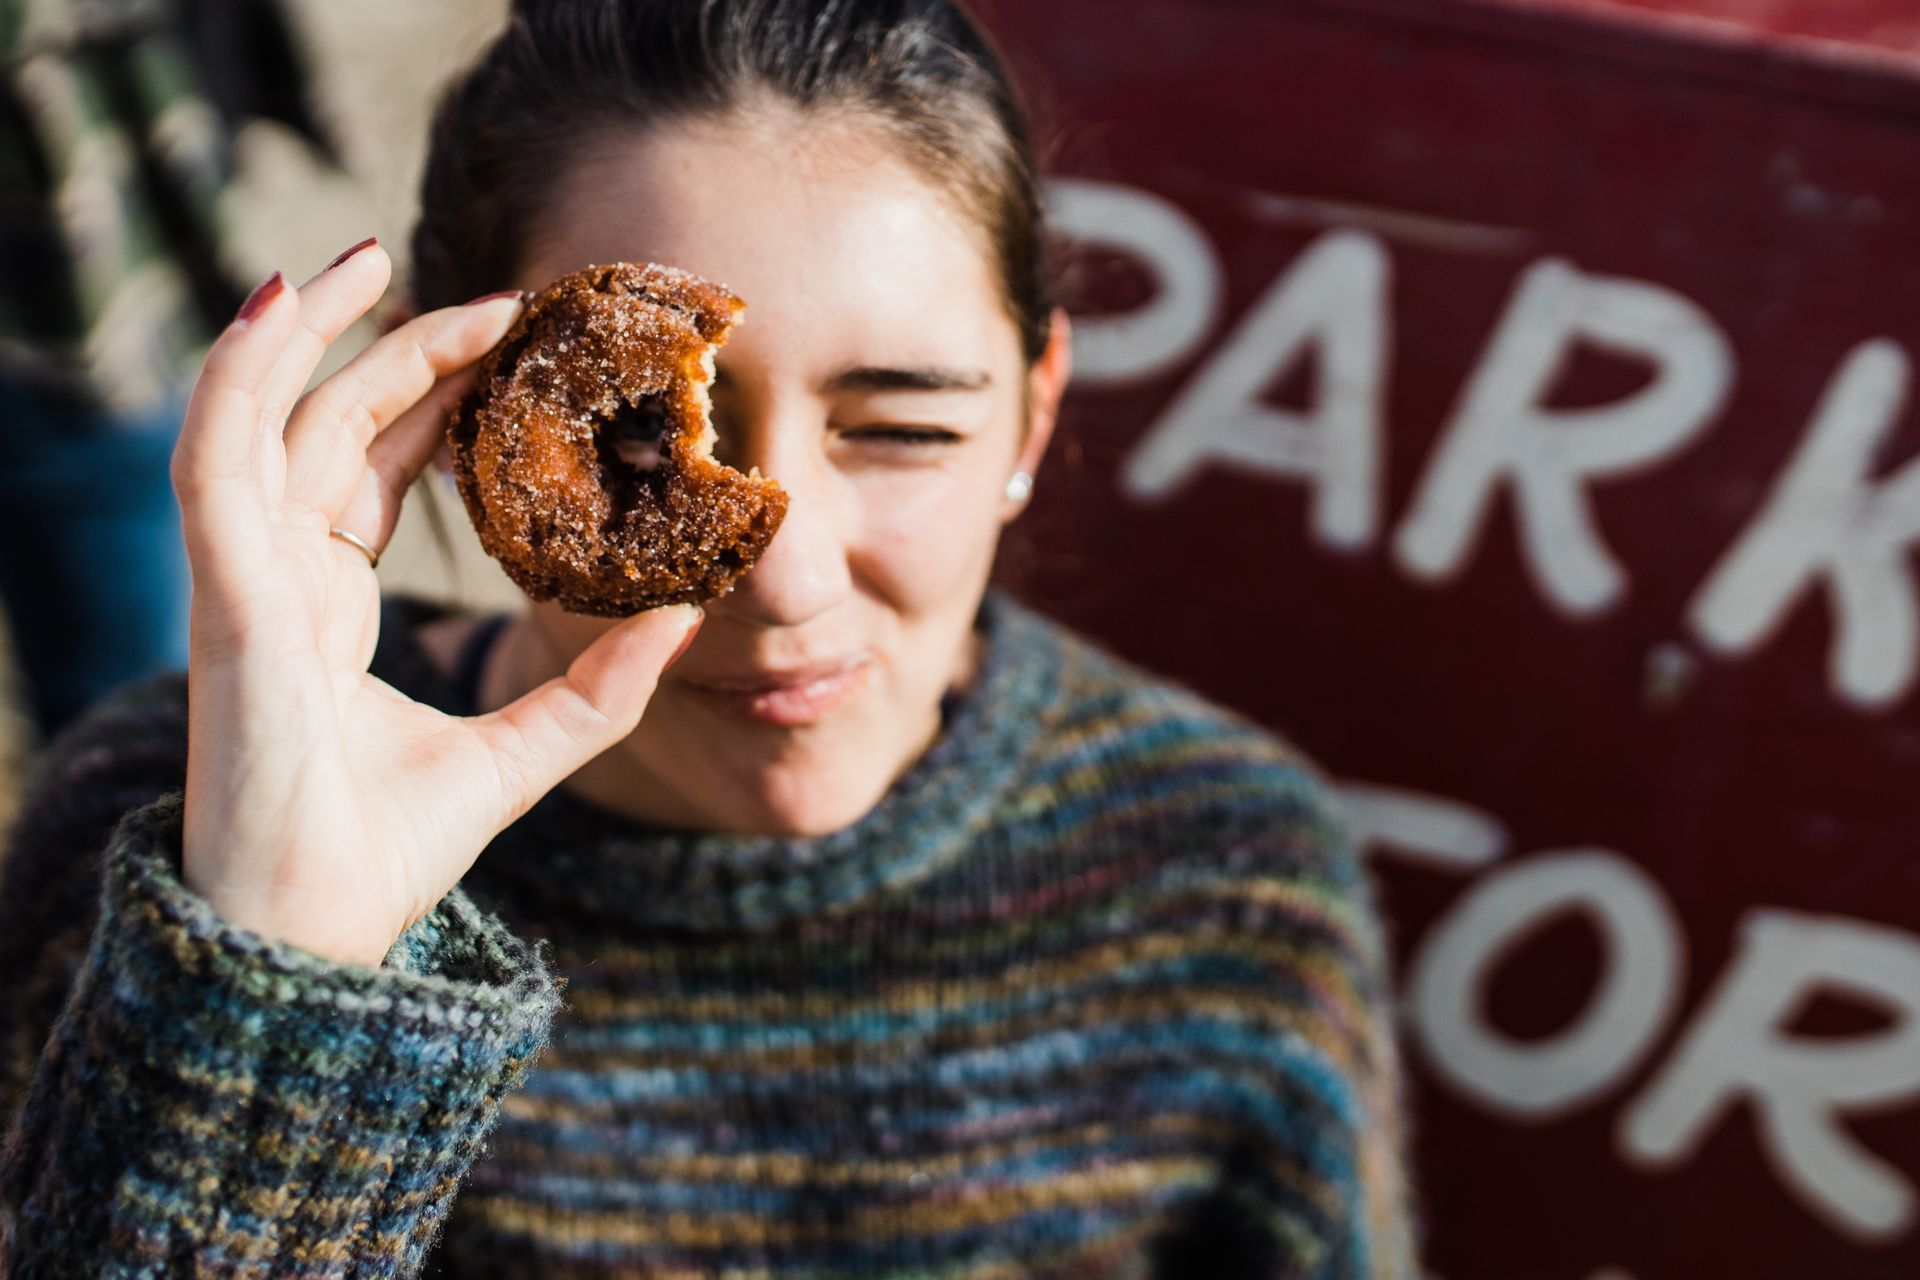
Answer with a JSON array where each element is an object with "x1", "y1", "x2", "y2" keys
[{"x1": 447, "y1": 262, "x2": 788, "y2": 616}]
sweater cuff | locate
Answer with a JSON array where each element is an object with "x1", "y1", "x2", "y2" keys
[{"x1": 4, "y1": 791, "x2": 561, "y2": 1277}]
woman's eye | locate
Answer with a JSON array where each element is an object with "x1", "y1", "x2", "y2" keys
[{"x1": 840, "y1": 426, "x2": 963, "y2": 445}]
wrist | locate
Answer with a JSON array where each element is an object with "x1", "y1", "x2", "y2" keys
[{"x1": 188, "y1": 878, "x2": 395, "y2": 968}]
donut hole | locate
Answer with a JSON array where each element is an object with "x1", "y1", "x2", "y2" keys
[{"x1": 601, "y1": 393, "x2": 673, "y2": 473}]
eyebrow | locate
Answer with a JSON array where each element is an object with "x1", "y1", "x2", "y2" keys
[{"x1": 825, "y1": 365, "x2": 994, "y2": 394}]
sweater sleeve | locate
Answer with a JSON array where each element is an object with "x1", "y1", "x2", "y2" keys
[
  {"x1": 1145, "y1": 748, "x2": 1420, "y2": 1280},
  {"x1": 1303, "y1": 778, "x2": 1419, "y2": 1279},
  {"x1": 1261, "y1": 770, "x2": 1418, "y2": 1280},
  {"x1": 0, "y1": 684, "x2": 562, "y2": 1278}
]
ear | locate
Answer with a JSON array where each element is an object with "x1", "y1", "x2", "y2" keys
[{"x1": 1003, "y1": 307, "x2": 1072, "y2": 521}]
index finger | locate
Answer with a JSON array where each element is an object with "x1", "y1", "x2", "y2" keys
[
  {"x1": 329, "y1": 359, "x2": 485, "y2": 556},
  {"x1": 281, "y1": 293, "x2": 524, "y2": 526}
]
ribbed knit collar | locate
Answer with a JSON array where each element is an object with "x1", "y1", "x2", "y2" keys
[{"x1": 373, "y1": 587, "x2": 1063, "y2": 934}]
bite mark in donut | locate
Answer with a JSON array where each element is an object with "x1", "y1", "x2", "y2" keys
[{"x1": 448, "y1": 262, "x2": 789, "y2": 616}]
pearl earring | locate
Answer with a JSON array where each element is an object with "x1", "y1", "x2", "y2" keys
[{"x1": 1005, "y1": 470, "x2": 1034, "y2": 503}]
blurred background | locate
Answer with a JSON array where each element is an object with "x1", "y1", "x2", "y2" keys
[
  {"x1": 0, "y1": 0, "x2": 522, "y2": 825},
  {"x1": 6, "y1": 1, "x2": 1920, "y2": 1277}
]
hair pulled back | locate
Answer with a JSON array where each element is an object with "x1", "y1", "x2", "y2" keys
[{"x1": 412, "y1": 0, "x2": 1052, "y2": 361}]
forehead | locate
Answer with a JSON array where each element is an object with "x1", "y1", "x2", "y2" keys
[{"x1": 519, "y1": 113, "x2": 1019, "y2": 377}]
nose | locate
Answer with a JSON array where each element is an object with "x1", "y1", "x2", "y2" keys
[{"x1": 710, "y1": 415, "x2": 853, "y2": 628}]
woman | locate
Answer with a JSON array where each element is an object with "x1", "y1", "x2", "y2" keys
[{"x1": 0, "y1": 1, "x2": 1416, "y2": 1275}]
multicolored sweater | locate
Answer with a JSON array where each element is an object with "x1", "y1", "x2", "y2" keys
[{"x1": 0, "y1": 588, "x2": 1416, "y2": 1278}]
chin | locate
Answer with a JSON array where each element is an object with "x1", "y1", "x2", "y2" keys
[{"x1": 730, "y1": 768, "x2": 891, "y2": 838}]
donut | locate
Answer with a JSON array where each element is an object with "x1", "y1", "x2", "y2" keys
[{"x1": 447, "y1": 262, "x2": 788, "y2": 616}]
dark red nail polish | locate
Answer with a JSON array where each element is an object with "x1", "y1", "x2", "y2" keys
[
  {"x1": 326, "y1": 236, "x2": 379, "y2": 271},
  {"x1": 235, "y1": 272, "x2": 285, "y2": 325},
  {"x1": 465, "y1": 289, "x2": 525, "y2": 307},
  {"x1": 665, "y1": 614, "x2": 704, "y2": 669}
]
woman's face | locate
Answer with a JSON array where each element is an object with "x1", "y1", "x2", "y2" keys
[{"x1": 508, "y1": 110, "x2": 1066, "y2": 837}]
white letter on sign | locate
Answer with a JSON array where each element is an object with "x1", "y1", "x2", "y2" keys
[
  {"x1": 1394, "y1": 259, "x2": 1733, "y2": 613},
  {"x1": 1122, "y1": 229, "x2": 1390, "y2": 551},
  {"x1": 1046, "y1": 178, "x2": 1223, "y2": 387},
  {"x1": 1688, "y1": 340, "x2": 1920, "y2": 708},
  {"x1": 1407, "y1": 851, "x2": 1683, "y2": 1118},
  {"x1": 1621, "y1": 910, "x2": 1920, "y2": 1242}
]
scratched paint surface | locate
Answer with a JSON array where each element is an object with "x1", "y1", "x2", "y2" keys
[{"x1": 980, "y1": 1, "x2": 1920, "y2": 1276}]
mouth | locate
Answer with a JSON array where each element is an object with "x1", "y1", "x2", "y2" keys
[{"x1": 680, "y1": 655, "x2": 876, "y2": 726}]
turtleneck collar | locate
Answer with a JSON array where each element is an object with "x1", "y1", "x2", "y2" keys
[{"x1": 372, "y1": 587, "x2": 1064, "y2": 934}]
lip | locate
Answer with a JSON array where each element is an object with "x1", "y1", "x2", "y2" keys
[{"x1": 681, "y1": 655, "x2": 876, "y2": 726}]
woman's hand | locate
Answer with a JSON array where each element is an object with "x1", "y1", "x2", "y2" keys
[{"x1": 171, "y1": 243, "x2": 702, "y2": 967}]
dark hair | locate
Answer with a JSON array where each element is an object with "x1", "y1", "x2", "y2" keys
[{"x1": 411, "y1": 0, "x2": 1053, "y2": 362}]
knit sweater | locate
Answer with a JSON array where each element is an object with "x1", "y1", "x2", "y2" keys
[{"x1": 0, "y1": 587, "x2": 1415, "y2": 1279}]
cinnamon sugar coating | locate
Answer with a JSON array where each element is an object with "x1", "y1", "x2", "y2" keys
[{"x1": 448, "y1": 263, "x2": 788, "y2": 616}]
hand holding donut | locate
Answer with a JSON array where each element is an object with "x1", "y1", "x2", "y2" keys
[{"x1": 170, "y1": 241, "x2": 704, "y2": 967}]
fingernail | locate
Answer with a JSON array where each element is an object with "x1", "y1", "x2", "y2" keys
[
  {"x1": 465, "y1": 289, "x2": 525, "y2": 307},
  {"x1": 665, "y1": 609, "x2": 704, "y2": 669},
  {"x1": 326, "y1": 236, "x2": 379, "y2": 271},
  {"x1": 235, "y1": 272, "x2": 285, "y2": 326}
]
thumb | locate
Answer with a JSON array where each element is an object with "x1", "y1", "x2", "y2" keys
[{"x1": 473, "y1": 604, "x2": 703, "y2": 822}]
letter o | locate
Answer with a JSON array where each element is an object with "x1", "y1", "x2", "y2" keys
[{"x1": 1407, "y1": 850, "x2": 1685, "y2": 1118}]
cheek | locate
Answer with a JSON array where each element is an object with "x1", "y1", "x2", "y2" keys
[{"x1": 851, "y1": 462, "x2": 1004, "y2": 598}]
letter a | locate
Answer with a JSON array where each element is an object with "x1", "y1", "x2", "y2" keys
[{"x1": 1122, "y1": 229, "x2": 1390, "y2": 552}]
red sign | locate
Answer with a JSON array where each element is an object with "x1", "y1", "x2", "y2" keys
[{"x1": 982, "y1": 1, "x2": 1920, "y2": 1276}]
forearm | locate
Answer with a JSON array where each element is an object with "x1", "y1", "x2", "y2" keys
[{"x1": 1, "y1": 793, "x2": 560, "y2": 1278}]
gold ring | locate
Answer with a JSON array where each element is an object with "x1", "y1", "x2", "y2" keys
[{"x1": 328, "y1": 527, "x2": 380, "y2": 569}]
